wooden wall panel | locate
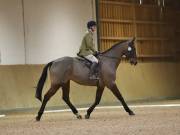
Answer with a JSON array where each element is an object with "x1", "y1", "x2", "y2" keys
[
  {"x1": 98, "y1": 0, "x2": 180, "y2": 59},
  {"x1": 135, "y1": 5, "x2": 160, "y2": 21}
]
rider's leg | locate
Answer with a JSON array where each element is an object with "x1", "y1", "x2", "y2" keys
[
  {"x1": 85, "y1": 55, "x2": 99, "y2": 79},
  {"x1": 89, "y1": 62, "x2": 99, "y2": 79}
]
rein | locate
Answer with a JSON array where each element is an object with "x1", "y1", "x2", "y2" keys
[{"x1": 98, "y1": 54, "x2": 121, "y2": 60}]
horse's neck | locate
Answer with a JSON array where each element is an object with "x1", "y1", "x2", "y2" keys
[
  {"x1": 105, "y1": 42, "x2": 127, "y2": 57},
  {"x1": 101, "y1": 43, "x2": 127, "y2": 69}
]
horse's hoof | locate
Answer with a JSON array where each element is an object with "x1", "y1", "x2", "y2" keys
[
  {"x1": 77, "y1": 115, "x2": 82, "y2": 119},
  {"x1": 85, "y1": 114, "x2": 90, "y2": 119},
  {"x1": 76, "y1": 113, "x2": 82, "y2": 119},
  {"x1": 36, "y1": 116, "x2": 40, "y2": 121},
  {"x1": 129, "y1": 111, "x2": 135, "y2": 116}
]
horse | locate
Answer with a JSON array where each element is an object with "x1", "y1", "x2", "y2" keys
[{"x1": 35, "y1": 38, "x2": 137, "y2": 121}]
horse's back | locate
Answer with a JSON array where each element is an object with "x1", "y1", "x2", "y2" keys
[
  {"x1": 52, "y1": 56, "x2": 88, "y2": 68},
  {"x1": 49, "y1": 56, "x2": 96, "y2": 85}
]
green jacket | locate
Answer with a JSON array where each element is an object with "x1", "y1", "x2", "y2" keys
[{"x1": 78, "y1": 31, "x2": 96, "y2": 56}]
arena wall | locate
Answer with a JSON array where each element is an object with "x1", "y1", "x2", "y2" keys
[
  {"x1": 23, "y1": 0, "x2": 96, "y2": 64},
  {"x1": 0, "y1": 62, "x2": 179, "y2": 111},
  {"x1": 0, "y1": 0, "x2": 96, "y2": 65},
  {"x1": 0, "y1": 0, "x2": 25, "y2": 64}
]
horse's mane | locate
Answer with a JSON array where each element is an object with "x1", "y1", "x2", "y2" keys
[{"x1": 101, "y1": 40, "x2": 129, "y2": 54}]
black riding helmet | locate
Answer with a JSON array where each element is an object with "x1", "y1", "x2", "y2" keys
[{"x1": 87, "y1": 20, "x2": 96, "y2": 29}]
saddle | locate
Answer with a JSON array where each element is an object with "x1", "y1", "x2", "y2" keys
[
  {"x1": 76, "y1": 54, "x2": 92, "y2": 68},
  {"x1": 76, "y1": 53, "x2": 99, "y2": 79}
]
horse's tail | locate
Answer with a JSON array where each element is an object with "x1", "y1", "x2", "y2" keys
[{"x1": 35, "y1": 61, "x2": 53, "y2": 102}]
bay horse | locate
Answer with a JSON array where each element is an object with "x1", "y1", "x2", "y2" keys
[{"x1": 35, "y1": 38, "x2": 137, "y2": 121}]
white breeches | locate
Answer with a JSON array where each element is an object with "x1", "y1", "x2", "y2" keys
[{"x1": 85, "y1": 54, "x2": 98, "y2": 63}]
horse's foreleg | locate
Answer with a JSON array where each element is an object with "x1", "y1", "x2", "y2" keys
[
  {"x1": 62, "y1": 81, "x2": 81, "y2": 119},
  {"x1": 108, "y1": 83, "x2": 135, "y2": 116},
  {"x1": 36, "y1": 84, "x2": 60, "y2": 121},
  {"x1": 85, "y1": 86, "x2": 105, "y2": 119}
]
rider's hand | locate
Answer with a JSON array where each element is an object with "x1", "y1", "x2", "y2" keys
[{"x1": 94, "y1": 51, "x2": 100, "y2": 56}]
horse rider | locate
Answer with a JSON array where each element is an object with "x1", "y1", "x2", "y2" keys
[{"x1": 78, "y1": 20, "x2": 100, "y2": 80}]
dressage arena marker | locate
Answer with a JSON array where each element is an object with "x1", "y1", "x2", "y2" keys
[
  {"x1": 0, "y1": 114, "x2": 6, "y2": 118},
  {"x1": 44, "y1": 104, "x2": 180, "y2": 113}
]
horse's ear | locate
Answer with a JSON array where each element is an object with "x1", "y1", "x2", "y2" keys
[{"x1": 132, "y1": 37, "x2": 135, "y2": 42}]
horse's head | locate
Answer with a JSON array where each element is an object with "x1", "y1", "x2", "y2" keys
[{"x1": 123, "y1": 38, "x2": 137, "y2": 65}]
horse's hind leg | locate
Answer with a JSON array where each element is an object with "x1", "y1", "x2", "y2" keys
[
  {"x1": 62, "y1": 81, "x2": 81, "y2": 119},
  {"x1": 36, "y1": 84, "x2": 60, "y2": 121},
  {"x1": 108, "y1": 83, "x2": 135, "y2": 116},
  {"x1": 85, "y1": 86, "x2": 105, "y2": 119}
]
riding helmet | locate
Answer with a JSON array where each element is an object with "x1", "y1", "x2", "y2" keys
[{"x1": 87, "y1": 20, "x2": 96, "y2": 29}]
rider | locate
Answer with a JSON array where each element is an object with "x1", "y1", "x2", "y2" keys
[{"x1": 78, "y1": 20, "x2": 99, "y2": 80}]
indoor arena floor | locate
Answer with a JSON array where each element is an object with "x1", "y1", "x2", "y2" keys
[{"x1": 0, "y1": 100, "x2": 180, "y2": 135}]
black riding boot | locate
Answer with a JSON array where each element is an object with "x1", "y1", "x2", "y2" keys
[{"x1": 89, "y1": 62, "x2": 99, "y2": 80}]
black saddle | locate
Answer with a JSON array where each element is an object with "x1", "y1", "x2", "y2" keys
[
  {"x1": 76, "y1": 54, "x2": 92, "y2": 68},
  {"x1": 76, "y1": 53, "x2": 100, "y2": 79}
]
